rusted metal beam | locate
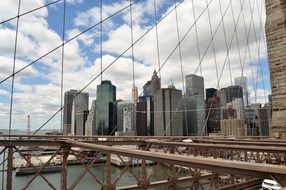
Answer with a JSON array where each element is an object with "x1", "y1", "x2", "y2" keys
[
  {"x1": 144, "y1": 141, "x2": 286, "y2": 153},
  {"x1": 117, "y1": 174, "x2": 213, "y2": 190},
  {"x1": 194, "y1": 139, "x2": 286, "y2": 147},
  {"x1": 64, "y1": 140, "x2": 286, "y2": 180},
  {"x1": 218, "y1": 178, "x2": 263, "y2": 190},
  {"x1": 61, "y1": 146, "x2": 70, "y2": 190},
  {"x1": 6, "y1": 147, "x2": 13, "y2": 190},
  {"x1": 0, "y1": 140, "x2": 65, "y2": 147}
]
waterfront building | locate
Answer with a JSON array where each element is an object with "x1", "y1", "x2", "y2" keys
[
  {"x1": 154, "y1": 83, "x2": 183, "y2": 136},
  {"x1": 245, "y1": 104, "x2": 270, "y2": 136},
  {"x1": 185, "y1": 74, "x2": 204, "y2": 96},
  {"x1": 234, "y1": 77, "x2": 249, "y2": 105},
  {"x1": 151, "y1": 70, "x2": 161, "y2": 96},
  {"x1": 183, "y1": 95, "x2": 206, "y2": 136},
  {"x1": 206, "y1": 97, "x2": 221, "y2": 133},
  {"x1": 117, "y1": 100, "x2": 136, "y2": 133},
  {"x1": 227, "y1": 85, "x2": 243, "y2": 103},
  {"x1": 218, "y1": 88, "x2": 228, "y2": 107},
  {"x1": 136, "y1": 96, "x2": 154, "y2": 136},
  {"x1": 206, "y1": 88, "x2": 218, "y2": 101},
  {"x1": 75, "y1": 110, "x2": 89, "y2": 135},
  {"x1": 63, "y1": 89, "x2": 78, "y2": 135},
  {"x1": 96, "y1": 80, "x2": 117, "y2": 135},
  {"x1": 85, "y1": 100, "x2": 96, "y2": 136},
  {"x1": 71, "y1": 92, "x2": 89, "y2": 135}
]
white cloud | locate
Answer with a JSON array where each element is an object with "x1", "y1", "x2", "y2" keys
[{"x1": 0, "y1": 0, "x2": 270, "y2": 131}]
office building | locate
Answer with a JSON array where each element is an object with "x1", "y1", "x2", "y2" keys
[
  {"x1": 206, "y1": 88, "x2": 218, "y2": 101},
  {"x1": 235, "y1": 77, "x2": 249, "y2": 105},
  {"x1": 154, "y1": 85, "x2": 183, "y2": 136},
  {"x1": 183, "y1": 95, "x2": 206, "y2": 136},
  {"x1": 136, "y1": 96, "x2": 154, "y2": 136},
  {"x1": 206, "y1": 97, "x2": 221, "y2": 133},
  {"x1": 245, "y1": 104, "x2": 270, "y2": 136},
  {"x1": 151, "y1": 70, "x2": 161, "y2": 96},
  {"x1": 85, "y1": 100, "x2": 96, "y2": 136},
  {"x1": 143, "y1": 81, "x2": 151, "y2": 96},
  {"x1": 96, "y1": 80, "x2": 117, "y2": 135},
  {"x1": 75, "y1": 110, "x2": 89, "y2": 135},
  {"x1": 185, "y1": 74, "x2": 204, "y2": 96},
  {"x1": 71, "y1": 92, "x2": 89, "y2": 135},
  {"x1": 227, "y1": 85, "x2": 243, "y2": 103},
  {"x1": 117, "y1": 100, "x2": 136, "y2": 132},
  {"x1": 63, "y1": 89, "x2": 78, "y2": 135},
  {"x1": 218, "y1": 88, "x2": 228, "y2": 107}
]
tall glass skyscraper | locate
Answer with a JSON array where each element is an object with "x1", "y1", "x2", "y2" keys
[
  {"x1": 234, "y1": 76, "x2": 249, "y2": 105},
  {"x1": 96, "y1": 80, "x2": 117, "y2": 135}
]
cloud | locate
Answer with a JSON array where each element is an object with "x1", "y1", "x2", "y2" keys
[{"x1": 0, "y1": 0, "x2": 270, "y2": 131}]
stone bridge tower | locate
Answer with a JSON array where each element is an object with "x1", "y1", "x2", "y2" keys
[{"x1": 265, "y1": 0, "x2": 286, "y2": 138}]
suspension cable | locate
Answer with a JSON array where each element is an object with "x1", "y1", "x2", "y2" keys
[
  {"x1": 0, "y1": 0, "x2": 61, "y2": 25},
  {"x1": 191, "y1": 0, "x2": 202, "y2": 76},
  {"x1": 205, "y1": 0, "x2": 219, "y2": 88},
  {"x1": 218, "y1": 0, "x2": 233, "y2": 86},
  {"x1": 0, "y1": 0, "x2": 143, "y2": 85},
  {"x1": 33, "y1": 0, "x2": 186, "y2": 134},
  {"x1": 173, "y1": 0, "x2": 188, "y2": 135},
  {"x1": 153, "y1": 0, "x2": 161, "y2": 78},
  {"x1": 8, "y1": 0, "x2": 21, "y2": 136},
  {"x1": 60, "y1": 0, "x2": 67, "y2": 133}
]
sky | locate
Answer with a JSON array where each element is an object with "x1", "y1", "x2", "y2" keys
[{"x1": 0, "y1": 0, "x2": 271, "y2": 131}]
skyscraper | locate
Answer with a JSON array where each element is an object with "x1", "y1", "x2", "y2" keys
[
  {"x1": 234, "y1": 77, "x2": 249, "y2": 105},
  {"x1": 85, "y1": 100, "x2": 96, "y2": 136},
  {"x1": 117, "y1": 100, "x2": 136, "y2": 132},
  {"x1": 185, "y1": 74, "x2": 204, "y2": 96},
  {"x1": 183, "y1": 74, "x2": 206, "y2": 136},
  {"x1": 154, "y1": 84, "x2": 183, "y2": 136},
  {"x1": 96, "y1": 80, "x2": 117, "y2": 135},
  {"x1": 151, "y1": 70, "x2": 161, "y2": 96},
  {"x1": 183, "y1": 95, "x2": 206, "y2": 135},
  {"x1": 71, "y1": 92, "x2": 89, "y2": 135},
  {"x1": 206, "y1": 88, "x2": 218, "y2": 101},
  {"x1": 63, "y1": 89, "x2": 79, "y2": 135},
  {"x1": 136, "y1": 71, "x2": 160, "y2": 136},
  {"x1": 227, "y1": 85, "x2": 243, "y2": 103}
]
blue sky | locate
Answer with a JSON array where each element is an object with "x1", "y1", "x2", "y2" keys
[{"x1": 0, "y1": 0, "x2": 271, "y2": 130}]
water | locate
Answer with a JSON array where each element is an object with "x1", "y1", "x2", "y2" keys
[{"x1": 0, "y1": 163, "x2": 177, "y2": 189}]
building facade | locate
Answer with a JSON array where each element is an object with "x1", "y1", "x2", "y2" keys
[
  {"x1": 154, "y1": 87, "x2": 183, "y2": 136},
  {"x1": 63, "y1": 89, "x2": 78, "y2": 135},
  {"x1": 234, "y1": 77, "x2": 249, "y2": 105},
  {"x1": 71, "y1": 92, "x2": 89, "y2": 135},
  {"x1": 85, "y1": 100, "x2": 96, "y2": 136},
  {"x1": 185, "y1": 74, "x2": 204, "y2": 96},
  {"x1": 96, "y1": 80, "x2": 117, "y2": 135},
  {"x1": 117, "y1": 100, "x2": 136, "y2": 133}
]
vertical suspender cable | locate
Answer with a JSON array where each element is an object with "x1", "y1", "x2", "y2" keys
[
  {"x1": 248, "y1": 0, "x2": 267, "y2": 103},
  {"x1": 191, "y1": 0, "x2": 202, "y2": 76},
  {"x1": 218, "y1": 0, "x2": 233, "y2": 86},
  {"x1": 239, "y1": 0, "x2": 257, "y2": 103},
  {"x1": 130, "y1": 0, "x2": 135, "y2": 87},
  {"x1": 8, "y1": 0, "x2": 21, "y2": 135},
  {"x1": 153, "y1": 0, "x2": 161, "y2": 78},
  {"x1": 60, "y1": 0, "x2": 66, "y2": 133},
  {"x1": 173, "y1": 0, "x2": 188, "y2": 136},
  {"x1": 205, "y1": 0, "x2": 219, "y2": 88}
]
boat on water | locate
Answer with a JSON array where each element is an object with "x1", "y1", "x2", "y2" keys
[{"x1": 15, "y1": 165, "x2": 61, "y2": 176}]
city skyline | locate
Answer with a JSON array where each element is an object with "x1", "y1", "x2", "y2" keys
[{"x1": 0, "y1": 0, "x2": 270, "y2": 130}]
